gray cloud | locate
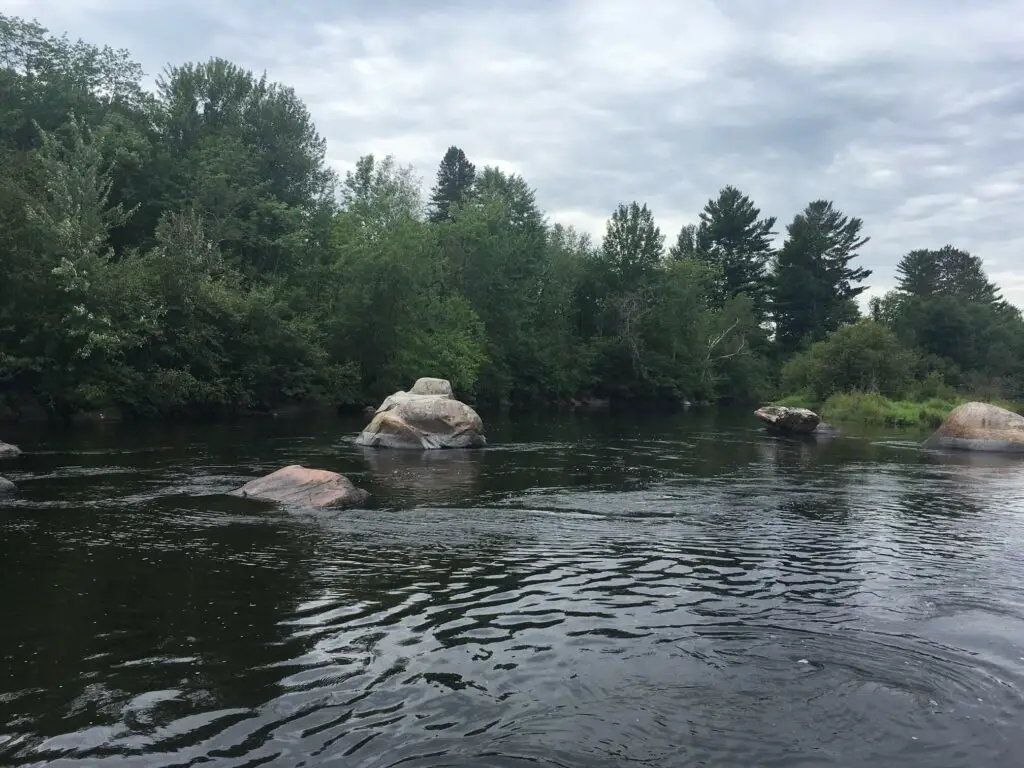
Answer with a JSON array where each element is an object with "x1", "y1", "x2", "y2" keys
[{"x1": 6, "y1": 0, "x2": 1024, "y2": 305}]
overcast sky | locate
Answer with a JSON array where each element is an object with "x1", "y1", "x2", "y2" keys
[{"x1": 5, "y1": 0, "x2": 1024, "y2": 306}]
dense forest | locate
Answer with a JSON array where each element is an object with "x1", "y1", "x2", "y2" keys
[{"x1": 1, "y1": 14, "x2": 1022, "y2": 422}]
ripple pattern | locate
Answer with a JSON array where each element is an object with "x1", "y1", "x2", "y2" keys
[{"x1": 2, "y1": 413, "x2": 1024, "y2": 767}]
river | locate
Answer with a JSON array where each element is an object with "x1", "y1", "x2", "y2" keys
[{"x1": 1, "y1": 409, "x2": 1023, "y2": 767}]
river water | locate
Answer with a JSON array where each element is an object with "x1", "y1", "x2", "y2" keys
[{"x1": 1, "y1": 409, "x2": 1023, "y2": 767}]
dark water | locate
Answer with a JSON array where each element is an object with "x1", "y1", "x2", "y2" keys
[{"x1": 2, "y1": 410, "x2": 1024, "y2": 767}]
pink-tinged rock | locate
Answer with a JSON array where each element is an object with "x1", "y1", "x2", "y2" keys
[
  {"x1": 229, "y1": 465, "x2": 369, "y2": 509},
  {"x1": 923, "y1": 401, "x2": 1024, "y2": 454}
]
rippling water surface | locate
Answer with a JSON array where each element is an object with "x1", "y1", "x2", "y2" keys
[{"x1": 2, "y1": 409, "x2": 1024, "y2": 766}]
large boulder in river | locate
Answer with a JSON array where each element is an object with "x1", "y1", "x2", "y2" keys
[
  {"x1": 356, "y1": 378, "x2": 486, "y2": 450},
  {"x1": 755, "y1": 405, "x2": 821, "y2": 434},
  {"x1": 0, "y1": 440, "x2": 21, "y2": 458},
  {"x1": 0, "y1": 476, "x2": 15, "y2": 494},
  {"x1": 229, "y1": 465, "x2": 370, "y2": 508},
  {"x1": 922, "y1": 402, "x2": 1024, "y2": 454}
]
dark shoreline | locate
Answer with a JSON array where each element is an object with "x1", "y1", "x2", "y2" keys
[{"x1": 0, "y1": 394, "x2": 728, "y2": 429}]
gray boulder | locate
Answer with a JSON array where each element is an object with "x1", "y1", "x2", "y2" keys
[
  {"x1": 923, "y1": 401, "x2": 1024, "y2": 454},
  {"x1": 0, "y1": 440, "x2": 21, "y2": 459},
  {"x1": 408, "y1": 377, "x2": 455, "y2": 397},
  {"x1": 229, "y1": 465, "x2": 370, "y2": 509},
  {"x1": 356, "y1": 378, "x2": 486, "y2": 450},
  {"x1": 0, "y1": 476, "x2": 16, "y2": 494},
  {"x1": 755, "y1": 405, "x2": 821, "y2": 434}
]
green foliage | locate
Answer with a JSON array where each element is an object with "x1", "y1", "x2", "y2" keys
[
  {"x1": 690, "y1": 185, "x2": 776, "y2": 320},
  {"x1": 427, "y1": 145, "x2": 476, "y2": 223},
  {"x1": 895, "y1": 245, "x2": 1000, "y2": 304},
  {"x1": 871, "y1": 245, "x2": 1024, "y2": 400},
  {"x1": 816, "y1": 392, "x2": 1024, "y2": 429},
  {"x1": 772, "y1": 200, "x2": 872, "y2": 354},
  {"x1": 601, "y1": 201, "x2": 665, "y2": 288},
  {"x1": 780, "y1": 319, "x2": 915, "y2": 402},
  {"x1": 341, "y1": 154, "x2": 423, "y2": 231},
  {"x1": 154, "y1": 57, "x2": 334, "y2": 277},
  {"x1": 1, "y1": 12, "x2": 1021, "y2": 421},
  {"x1": 819, "y1": 392, "x2": 960, "y2": 429}
]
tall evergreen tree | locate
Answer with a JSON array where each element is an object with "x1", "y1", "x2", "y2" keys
[
  {"x1": 692, "y1": 185, "x2": 776, "y2": 319},
  {"x1": 427, "y1": 145, "x2": 476, "y2": 223},
  {"x1": 895, "y1": 245, "x2": 1000, "y2": 304},
  {"x1": 772, "y1": 200, "x2": 871, "y2": 353}
]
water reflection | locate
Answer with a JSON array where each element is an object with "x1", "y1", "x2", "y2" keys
[{"x1": 357, "y1": 447, "x2": 481, "y2": 506}]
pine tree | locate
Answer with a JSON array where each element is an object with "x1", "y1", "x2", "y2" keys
[
  {"x1": 691, "y1": 185, "x2": 776, "y2": 320},
  {"x1": 772, "y1": 200, "x2": 871, "y2": 353},
  {"x1": 896, "y1": 245, "x2": 1000, "y2": 304},
  {"x1": 427, "y1": 145, "x2": 476, "y2": 223}
]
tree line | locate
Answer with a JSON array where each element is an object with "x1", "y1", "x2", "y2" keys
[{"x1": 1, "y1": 13, "x2": 1021, "y2": 421}]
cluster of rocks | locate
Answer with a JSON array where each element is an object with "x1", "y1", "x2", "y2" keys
[
  {"x1": 754, "y1": 401, "x2": 1024, "y2": 454},
  {"x1": 7, "y1": 384, "x2": 1022, "y2": 510},
  {"x1": 227, "y1": 397, "x2": 1024, "y2": 512},
  {"x1": 229, "y1": 377, "x2": 485, "y2": 510}
]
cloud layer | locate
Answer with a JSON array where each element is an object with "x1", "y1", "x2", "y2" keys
[{"x1": 6, "y1": 0, "x2": 1024, "y2": 305}]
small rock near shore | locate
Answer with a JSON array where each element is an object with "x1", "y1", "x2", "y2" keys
[
  {"x1": 0, "y1": 476, "x2": 16, "y2": 494},
  {"x1": 228, "y1": 465, "x2": 370, "y2": 509}
]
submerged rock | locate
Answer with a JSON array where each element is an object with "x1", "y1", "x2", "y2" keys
[
  {"x1": 229, "y1": 465, "x2": 370, "y2": 509},
  {"x1": 755, "y1": 405, "x2": 821, "y2": 434},
  {"x1": 922, "y1": 401, "x2": 1024, "y2": 454},
  {"x1": 0, "y1": 476, "x2": 15, "y2": 494},
  {"x1": 0, "y1": 440, "x2": 22, "y2": 458},
  {"x1": 356, "y1": 378, "x2": 486, "y2": 450},
  {"x1": 813, "y1": 422, "x2": 841, "y2": 437}
]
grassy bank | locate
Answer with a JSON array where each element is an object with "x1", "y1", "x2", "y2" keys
[{"x1": 773, "y1": 391, "x2": 1024, "y2": 429}]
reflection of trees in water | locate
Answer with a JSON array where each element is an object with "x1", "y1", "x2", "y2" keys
[
  {"x1": 468, "y1": 409, "x2": 772, "y2": 500},
  {"x1": 1, "y1": 494, "x2": 322, "y2": 753},
  {"x1": 357, "y1": 447, "x2": 482, "y2": 506}
]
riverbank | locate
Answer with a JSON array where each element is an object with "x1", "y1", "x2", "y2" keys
[
  {"x1": 0, "y1": 392, "x2": 701, "y2": 427},
  {"x1": 774, "y1": 391, "x2": 1024, "y2": 429}
]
